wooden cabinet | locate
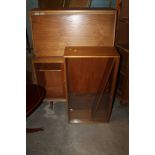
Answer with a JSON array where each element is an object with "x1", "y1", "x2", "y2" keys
[
  {"x1": 30, "y1": 9, "x2": 119, "y2": 123},
  {"x1": 64, "y1": 47, "x2": 120, "y2": 123},
  {"x1": 115, "y1": 0, "x2": 129, "y2": 104},
  {"x1": 32, "y1": 57, "x2": 67, "y2": 100}
]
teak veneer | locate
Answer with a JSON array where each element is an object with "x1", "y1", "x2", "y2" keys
[
  {"x1": 30, "y1": 9, "x2": 120, "y2": 123},
  {"x1": 30, "y1": 9, "x2": 116, "y2": 57},
  {"x1": 64, "y1": 46, "x2": 120, "y2": 58}
]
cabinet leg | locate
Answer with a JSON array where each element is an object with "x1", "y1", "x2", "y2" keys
[{"x1": 50, "y1": 101, "x2": 54, "y2": 110}]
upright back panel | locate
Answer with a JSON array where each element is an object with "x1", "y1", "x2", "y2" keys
[{"x1": 30, "y1": 10, "x2": 116, "y2": 57}]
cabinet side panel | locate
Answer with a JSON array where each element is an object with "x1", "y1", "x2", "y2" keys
[{"x1": 34, "y1": 63, "x2": 66, "y2": 99}]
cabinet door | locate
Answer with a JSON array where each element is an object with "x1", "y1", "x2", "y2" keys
[
  {"x1": 35, "y1": 63, "x2": 66, "y2": 99},
  {"x1": 66, "y1": 57, "x2": 119, "y2": 123}
]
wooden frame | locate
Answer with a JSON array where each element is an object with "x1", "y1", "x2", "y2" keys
[
  {"x1": 64, "y1": 46, "x2": 120, "y2": 123},
  {"x1": 32, "y1": 57, "x2": 68, "y2": 101},
  {"x1": 115, "y1": 0, "x2": 129, "y2": 104}
]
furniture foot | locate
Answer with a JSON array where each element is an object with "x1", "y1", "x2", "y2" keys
[{"x1": 50, "y1": 101, "x2": 54, "y2": 110}]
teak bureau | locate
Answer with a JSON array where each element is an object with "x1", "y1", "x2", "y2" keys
[{"x1": 30, "y1": 9, "x2": 120, "y2": 123}]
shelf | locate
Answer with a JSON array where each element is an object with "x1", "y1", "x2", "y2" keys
[
  {"x1": 119, "y1": 17, "x2": 129, "y2": 24},
  {"x1": 33, "y1": 56, "x2": 65, "y2": 63},
  {"x1": 116, "y1": 43, "x2": 129, "y2": 53}
]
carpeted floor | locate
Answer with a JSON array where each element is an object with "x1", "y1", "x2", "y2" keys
[{"x1": 26, "y1": 99, "x2": 129, "y2": 155}]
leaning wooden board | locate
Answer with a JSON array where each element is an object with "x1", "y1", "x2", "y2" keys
[{"x1": 30, "y1": 9, "x2": 116, "y2": 57}]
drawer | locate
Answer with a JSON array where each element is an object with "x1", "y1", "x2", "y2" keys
[{"x1": 35, "y1": 63, "x2": 63, "y2": 71}]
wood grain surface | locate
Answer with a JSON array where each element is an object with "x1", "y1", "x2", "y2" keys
[
  {"x1": 30, "y1": 10, "x2": 116, "y2": 57},
  {"x1": 34, "y1": 63, "x2": 66, "y2": 99},
  {"x1": 64, "y1": 46, "x2": 119, "y2": 58}
]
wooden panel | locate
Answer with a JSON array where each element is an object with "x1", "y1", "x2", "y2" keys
[
  {"x1": 30, "y1": 10, "x2": 116, "y2": 57},
  {"x1": 65, "y1": 47, "x2": 119, "y2": 94},
  {"x1": 120, "y1": 0, "x2": 129, "y2": 18},
  {"x1": 67, "y1": 58, "x2": 111, "y2": 93},
  {"x1": 64, "y1": 46, "x2": 119, "y2": 58},
  {"x1": 116, "y1": 21, "x2": 129, "y2": 46},
  {"x1": 69, "y1": 0, "x2": 90, "y2": 8},
  {"x1": 65, "y1": 46, "x2": 120, "y2": 123},
  {"x1": 34, "y1": 63, "x2": 66, "y2": 99},
  {"x1": 117, "y1": 72, "x2": 129, "y2": 103},
  {"x1": 118, "y1": 47, "x2": 129, "y2": 73},
  {"x1": 35, "y1": 63, "x2": 62, "y2": 70},
  {"x1": 115, "y1": 0, "x2": 129, "y2": 105},
  {"x1": 116, "y1": 48, "x2": 129, "y2": 103},
  {"x1": 67, "y1": 64, "x2": 118, "y2": 123},
  {"x1": 33, "y1": 56, "x2": 65, "y2": 63}
]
